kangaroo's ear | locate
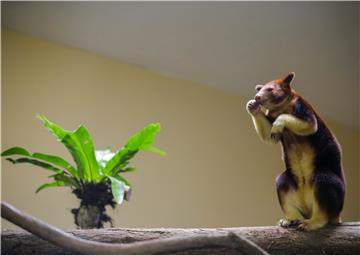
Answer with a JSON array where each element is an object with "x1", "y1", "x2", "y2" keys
[
  {"x1": 282, "y1": 72, "x2": 295, "y2": 89},
  {"x1": 255, "y1": 84, "x2": 263, "y2": 92}
]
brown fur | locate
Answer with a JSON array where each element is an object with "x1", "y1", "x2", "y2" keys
[{"x1": 246, "y1": 72, "x2": 345, "y2": 231}]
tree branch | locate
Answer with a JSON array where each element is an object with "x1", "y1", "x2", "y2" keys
[{"x1": 2, "y1": 202, "x2": 359, "y2": 255}]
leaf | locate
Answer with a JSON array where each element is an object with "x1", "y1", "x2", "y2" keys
[
  {"x1": 35, "y1": 181, "x2": 66, "y2": 193},
  {"x1": 32, "y1": 152, "x2": 78, "y2": 177},
  {"x1": 1, "y1": 147, "x2": 31, "y2": 157},
  {"x1": 71, "y1": 126, "x2": 100, "y2": 181},
  {"x1": 37, "y1": 115, "x2": 99, "y2": 182},
  {"x1": 148, "y1": 147, "x2": 166, "y2": 156},
  {"x1": 118, "y1": 167, "x2": 136, "y2": 173},
  {"x1": 37, "y1": 115, "x2": 67, "y2": 140},
  {"x1": 104, "y1": 148, "x2": 137, "y2": 177},
  {"x1": 61, "y1": 133, "x2": 88, "y2": 180},
  {"x1": 95, "y1": 148, "x2": 116, "y2": 168},
  {"x1": 104, "y1": 123, "x2": 165, "y2": 176},
  {"x1": 108, "y1": 176, "x2": 126, "y2": 204},
  {"x1": 113, "y1": 174, "x2": 131, "y2": 187},
  {"x1": 2, "y1": 146, "x2": 78, "y2": 177},
  {"x1": 126, "y1": 123, "x2": 163, "y2": 152},
  {"x1": 51, "y1": 173, "x2": 79, "y2": 188},
  {"x1": 6, "y1": 158, "x2": 63, "y2": 174}
]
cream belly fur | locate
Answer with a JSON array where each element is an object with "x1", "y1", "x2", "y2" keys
[{"x1": 283, "y1": 142, "x2": 315, "y2": 219}]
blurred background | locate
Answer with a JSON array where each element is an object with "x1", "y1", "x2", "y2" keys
[{"x1": 1, "y1": 2, "x2": 359, "y2": 229}]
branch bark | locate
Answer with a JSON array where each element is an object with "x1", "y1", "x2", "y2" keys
[
  {"x1": 1, "y1": 201, "x2": 267, "y2": 255},
  {"x1": 2, "y1": 222, "x2": 359, "y2": 255}
]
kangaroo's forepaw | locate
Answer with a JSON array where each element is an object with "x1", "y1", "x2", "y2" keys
[
  {"x1": 278, "y1": 219, "x2": 302, "y2": 228},
  {"x1": 246, "y1": 99, "x2": 261, "y2": 115}
]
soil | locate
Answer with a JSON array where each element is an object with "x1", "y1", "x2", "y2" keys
[{"x1": 71, "y1": 182, "x2": 116, "y2": 228}]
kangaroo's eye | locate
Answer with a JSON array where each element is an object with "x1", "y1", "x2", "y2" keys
[
  {"x1": 266, "y1": 88, "x2": 273, "y2": 92},
  {"x1": 255, "y1": 85, "x2": 263, "y2": 92}
]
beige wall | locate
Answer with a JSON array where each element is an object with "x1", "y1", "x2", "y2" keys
[{"x1": 2, "y1": 29, "x2": 359, "y2": 229}]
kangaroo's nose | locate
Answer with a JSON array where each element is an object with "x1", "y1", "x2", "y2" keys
[{"x1": 255, "y1": 95, "x2": 261, "y2": 102}]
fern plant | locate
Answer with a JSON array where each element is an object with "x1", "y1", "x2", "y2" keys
[{"x1": 1, "y1": 115, "x2": 165, "y2": 228}]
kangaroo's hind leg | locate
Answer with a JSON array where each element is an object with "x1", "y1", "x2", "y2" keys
[
  {"x1": 276, "y1": 170, "x2": 304, "y2": 228},
  {"x1": 297, "y1": 172, "x2": 345, "y2": 231}
]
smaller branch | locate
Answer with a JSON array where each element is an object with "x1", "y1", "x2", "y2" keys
[{"x1": 1, "y1": 201, "x2": 269, "y2": 255}]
